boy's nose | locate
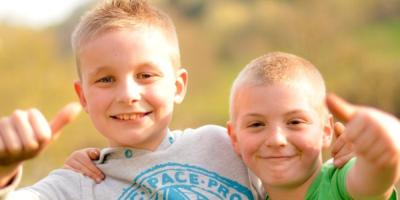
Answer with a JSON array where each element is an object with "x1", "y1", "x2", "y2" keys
[
  {"x1": 264, "y1": 127, "x2": 287, "y2": 148},
  {"x1": 117, "y1": 79, "x2": 141, "y2": 105}
]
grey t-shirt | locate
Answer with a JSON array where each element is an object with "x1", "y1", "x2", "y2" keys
[{"x1": 1, "y1": 125, "x2": 260, "y2": 200}]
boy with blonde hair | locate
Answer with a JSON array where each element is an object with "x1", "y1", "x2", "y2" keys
[
  {"x1": 227, "y1": 52, "x2": 399, "y2": 199},
  {"x1": 0, "y1": 0, "x2": 258, "y2": 199}
]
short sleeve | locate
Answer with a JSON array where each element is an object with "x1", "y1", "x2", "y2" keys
[{"x1": 331, "y1": 158, "x2": 356, "y2": 199}]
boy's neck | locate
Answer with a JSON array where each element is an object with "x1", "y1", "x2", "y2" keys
[
  {"x1": 108, "y1": 128, "x2": 170, "y2": 151},
  {"x1": 265, "y1": 163, "x2": 322, "y2": 200}
]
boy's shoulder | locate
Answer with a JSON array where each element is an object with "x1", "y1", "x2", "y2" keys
[
  {"x1": 170, "y1": 124, "x2": 231, "y2": 147},
  {"x1": 307, "y1": 159, "x2": 398, "y2": 200},
  {"x1": 306, "y1": 159, "x2": 355, "y2": 200},
  {"x1": 171, "y1": 124, "x2": 228, "y2": 140}
]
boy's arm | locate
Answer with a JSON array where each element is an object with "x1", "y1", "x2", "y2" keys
[
  {"x1": 327, "y1": 94, "x2": 400, "y2": 199},
  {"x1": 0, "y1": 165, "x2": 21, "y2": 188},
  {"x1": 1, "y1": 168, "x2": 84, "y2": 200},
  {"x1": 0, "y1": 103, "x2": 81, "y2": 188}
]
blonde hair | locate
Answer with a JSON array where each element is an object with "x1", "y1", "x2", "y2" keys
[
  {"x1": 71, "y1": 0, "x2": 180, "y2": 74},
  {"x1": 229, "y1": 52, "x2": 327, "y2": 120}
]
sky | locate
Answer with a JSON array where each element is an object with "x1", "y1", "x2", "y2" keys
[{"x1": 0, "y1": 0, "x2": 92, "y2": 28}]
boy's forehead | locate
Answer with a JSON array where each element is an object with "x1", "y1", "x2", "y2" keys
[
  {"x1": 232, "y1": 81, "x2": 323, "y2": 118},
  {"x1": 81, "y1": 26, "x2": 169, "y2": 48},
  {"x1": 236, "y1": 77, "x2": 317, "y2": 98},
  {"x1": 77, "y1": 26, "x2": 179, "y2": 69}
]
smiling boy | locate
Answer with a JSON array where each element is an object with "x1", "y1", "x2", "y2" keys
[
  {"x1": 74, "y1": 27, "x2": 186, "y2": 150},
  {"x1": 0, "y1": 0, "x2": 257, "y2": 199},
  {"x1": 227, "y1": 52, "x2": 400, "y2": 199}
]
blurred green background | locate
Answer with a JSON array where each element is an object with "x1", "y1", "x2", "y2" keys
[{"x1": 1, "y1": 0, "x2": 399, "y2": 188}]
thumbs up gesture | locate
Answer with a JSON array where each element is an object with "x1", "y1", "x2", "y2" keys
[
  {"x1": 327, "y1": 93, "x2": 400, "y2": 168},
  {"x1": 0, "y1": 103, "x2": 81, "y2": 186}
]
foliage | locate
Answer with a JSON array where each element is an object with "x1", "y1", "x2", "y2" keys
[{"x1": 0, "y1": 0, "x2": 399, "y2": 186}]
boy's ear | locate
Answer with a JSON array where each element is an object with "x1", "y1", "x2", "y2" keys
[
  {"x1": 74, "y1": 81, "x2": 88, "y2": 113},
  {"x1": 226, "y1": 121, "x2": 241, "y2": 157},
  {"x1": 174, "y1": 68, "x2": 188, "y2": 104},
  {"x1": 322, "y1": 114, "x2": 334, "y2": 148}
]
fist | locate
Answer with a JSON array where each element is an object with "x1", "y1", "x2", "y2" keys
[{"x1": 0, "y1": 102, "x2": 81, "y2": 166}]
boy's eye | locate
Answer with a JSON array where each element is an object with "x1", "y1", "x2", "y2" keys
[
  {"x1": 95, "y1": 76, "x2": 115, "y2": 83},
  {"x1": 287, "y1": 118, "x2": 308, "y2": 127},
  {"x1": 247, "y1": 121, "x2": 265, "y2": 128},
  {"x1": 289, "y1": 119, "x2": 303, "y2": 125},
  {"x1": 137, "y1": 72, "x2": 155, "y2": 79}
]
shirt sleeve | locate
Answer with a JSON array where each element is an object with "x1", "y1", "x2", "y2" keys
[
  {"x1": 389, "y1": 188, "x2": 398, "y2": 200},
  {"x1": 1, "y1": 169, "x2": 84, "y2": 200},
  {"x1": 330, "y1": 158, "x2": 356, "y2": 200}
]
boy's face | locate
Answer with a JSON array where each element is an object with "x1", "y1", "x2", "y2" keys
[
  {"x1": 227, "y1": 83, "x2": 332, "y2": 188},
  {"x1": 74, "y1": 27, "x2": 187, "y2": 149}
]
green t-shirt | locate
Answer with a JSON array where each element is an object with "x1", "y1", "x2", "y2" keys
[{"x1": 266, "y1": 159, "x2": 398, "y2": 200}]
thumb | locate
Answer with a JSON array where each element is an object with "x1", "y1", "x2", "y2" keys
[
  {"x1": 88, "y1": 148, "x2": 100, "y2": 161},
  {"x1": 50, "y1": 102, "x2": 82, "y2": 138},
  {"x1": 326, "y1": 93, "x2": 356, "y2": 123}
]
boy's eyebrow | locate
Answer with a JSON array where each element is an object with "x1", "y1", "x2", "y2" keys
[
  {"x1": 283, "y1": 109, "x2": 309, "y2": 117},
  {"x1": 87, "y1": 66, "x2": 112, "y2": 77},
  {"x1": 241, "y1": 113, "x2": 263, "y2": 118},
  {"x1": 137, "y1": 61, "x2": 158, "y2": 69},
  {"x1": 242, "y1": 109, "x2": 309, "y2": 118},
  {"x1": 87, "y1": 62, "x2": 161, "y2": 76}
]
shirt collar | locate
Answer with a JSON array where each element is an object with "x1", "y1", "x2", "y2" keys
[{"x1": 96, "y1": 130, "x2": 175, "y2": 164}]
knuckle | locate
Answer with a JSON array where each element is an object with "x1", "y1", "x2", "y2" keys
[
  {"x1": 27, "y1": 108, "x2": 41, "y2": 117},
  {"x1": 24, "y1": 141, "x2": 40, "y2": 152},
  {"x1": 28, "y1": 107, "x2": 40, "y2": 113},
  {"x1": 8, "y1": 145, "x2": 23, "y2": 156},
  {"x1": 37, "y1": 129, "x2": 52, "y2": 143},
  {"x1": 0, "y1": 117, "x2": 9, "y2": 127},
  {"x1": 12, "y1": 109, "x2": 25, "y2": 119}
]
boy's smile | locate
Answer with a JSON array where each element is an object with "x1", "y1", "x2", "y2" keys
[
  {"x1": 228, "y1": 83, "x2": 332, "y2": 190},
  {"x1": 74, "y1": 27, "x2": 187, "y2": 150},
  {"x1": 110, "y1": 112, "x2": 152, "y2": 121}
]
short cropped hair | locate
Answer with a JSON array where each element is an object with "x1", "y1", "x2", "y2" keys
[
  {"x1": 229, "y1": 52, "x2": 327, "y2": 120},
  {"x1": 71, "y1": 0, "x2": 180, "y2": 74}
]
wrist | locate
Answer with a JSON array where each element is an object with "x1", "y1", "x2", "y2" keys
[{"x1": 0, "y1": 163, "x2": 22, "y2": 188}]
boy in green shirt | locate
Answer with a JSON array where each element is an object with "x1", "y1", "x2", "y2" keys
[{"x1": 227, "y1": 52, "x2": 399, "y2": 199}]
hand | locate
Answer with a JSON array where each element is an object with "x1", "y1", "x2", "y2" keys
[
  {"x1": 327, "y1": 93, "x2": 400, "y2": 167},
  {"x1": 0, "y1": 102, "x2": 81, "y2": 186},
  {"x1": 331, "y1": 122, "x2": 354, "y2": 168},
  {"x1": 64, "y1": 148, "x2": 104, "y2": 183}
]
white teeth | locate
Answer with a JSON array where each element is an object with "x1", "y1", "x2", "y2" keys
[{"x1": 114, "y1": 113, "x2": 146, "y2": 120}]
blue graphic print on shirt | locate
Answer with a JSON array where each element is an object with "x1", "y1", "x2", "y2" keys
[{"x1": 118, "y1": 163, "x2": 254, "y2": 200}]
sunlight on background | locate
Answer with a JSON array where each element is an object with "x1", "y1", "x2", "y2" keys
[
  {"x1": 0, "y1": 0, "x2": 92, "y2": 27},
  {"x1": 0, "y1": 0, "x2": 399, "y2": 189}
]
